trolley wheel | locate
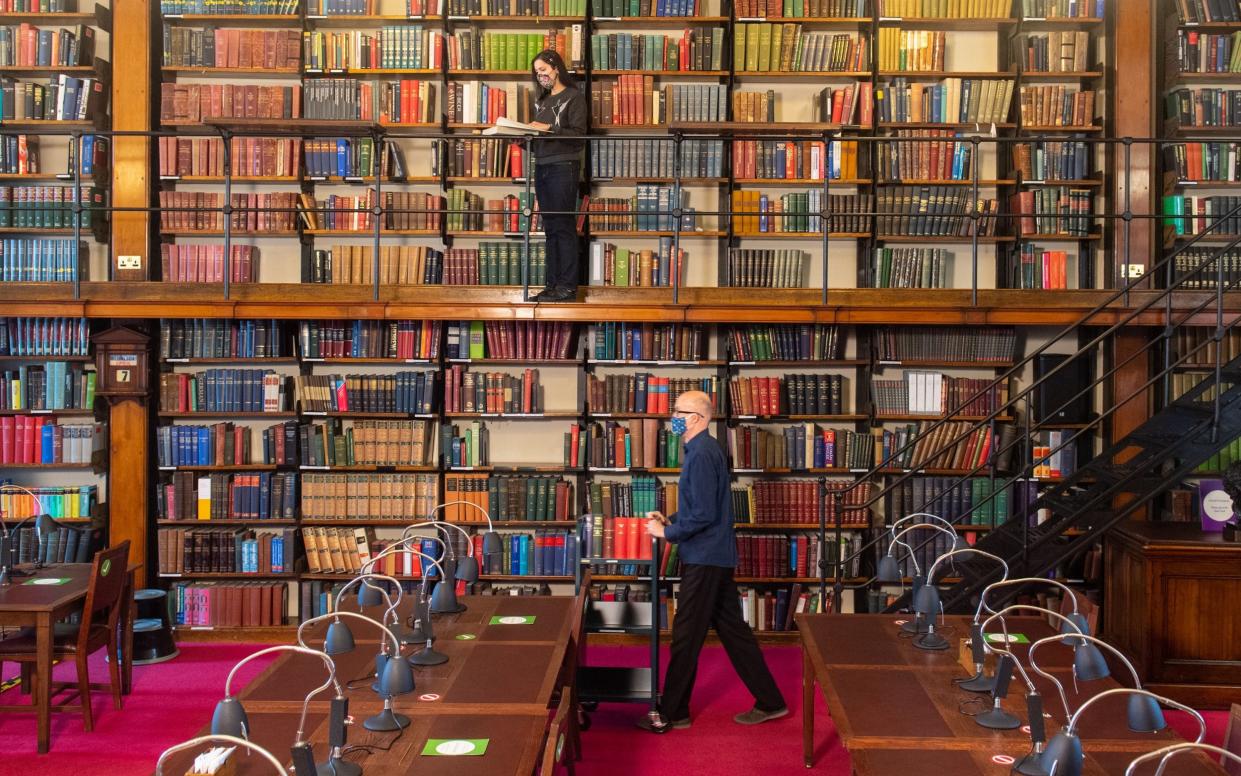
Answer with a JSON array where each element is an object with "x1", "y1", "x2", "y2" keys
[{"x1": 581, "y1": 701, "x2": 598, "y2": 712}]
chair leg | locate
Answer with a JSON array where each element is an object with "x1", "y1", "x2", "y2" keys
[
  {"x1": 20, "y1": 662, "x2": 32, "y2": 695},
  {"x1": 76, "y1": 652, "x2": 93, "y2": 733},
  {"x1": 107, "y1": 635, "x2": 123, "y2": 710}
]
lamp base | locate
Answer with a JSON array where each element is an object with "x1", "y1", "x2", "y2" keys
[
  {"x1": 957, "y1": 672, "x2": 994, "y2": 693},
  {"x1": 900, "y1": 618, "x2": 927, "y2": 635},
  {"x1": 408, "y1": 645, "x2": 448, "y2": 666},
  {"x1": 975, "y1": 707, "x2": 1021, "y2": 730},
  {"x1": 432, "y1": 603, "x2": 467, "y2": 615},
  {"x1": 914, "y1": 631, "x2": 950, "y2": 651},
  {"x1": 1012, "y1": 752, "x2": 1049, "y2": 776},
  {"x1": 389, "y1": 622, "x2": 421, "y2": 645},
  {"x1": 317, "y1": 757, "x2": 362, "y2": 776},
  {"x1": 363, "y1": 708, "x2": 410, "y2": 732}
]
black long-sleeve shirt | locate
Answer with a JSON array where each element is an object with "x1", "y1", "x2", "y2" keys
[
  {"x1": 532, "y1": 84, "x2": 588, "y2": 165},
  {"x1": 663, "y1": 433, "x2": 737, "y2": 568}
]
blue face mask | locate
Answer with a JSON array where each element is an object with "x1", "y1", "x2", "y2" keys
[{"x1": 669, "y1": 416, "x2": 687, "y2": 435}]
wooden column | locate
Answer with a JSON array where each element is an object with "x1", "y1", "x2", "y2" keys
[
  {"x1": 111, "y1": 0, "x2": 151, "y2": 280},
  {"x1": 108, "y1": 400, "x2": 149, "y2": 586},
  {"x1": 1108, "y1": 0, "x2": 1156, "y2": 481}
]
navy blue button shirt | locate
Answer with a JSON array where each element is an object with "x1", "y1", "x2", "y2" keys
[{"x1": 663, "y1": 432, "x2": 737, "y2": 568}]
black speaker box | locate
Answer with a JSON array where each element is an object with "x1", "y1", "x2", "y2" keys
[{"x1": 1034, "y1": 354, "x2": 1092, "y2": 424}]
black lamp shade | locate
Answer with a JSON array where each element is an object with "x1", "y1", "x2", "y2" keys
[
  {"x1": 455, "y1": 555, "x2": 479, "y2": 583},
  {"x1": 1060, "y1": 612, "x2": 1091, "y2": 645},
  {"x1": 1126, "y1": 694, "x2": 1167, "y2": 733},
  {"x1": 324, "y1": 620, "x2": 356, "y2": 655},
  {"x1": 482, "y1": 531, "x2": 503, "y2": 556},
  {"x1": 379, "y1": 653, "x2": 415, "y2": 697},
  {"x1": 1073, "y1": 643, "x2": 1110, "y2": 682},
  {"x1": 210, "y1": 697, "x2": 248, "y2": 738},
  {"x1": 429, "y1": 580, "x2": 459, "y2": 613},
  {"x1": 357, "y1": 581, "x2": 385, "y2": 608},
  {"x1": 1037, "y1": 730, "x2": 1083, "y2": 776},
  {"x1": 913, "y1": 583, "x2": 940, "y2": 618},
  {"x1": 34, "y1": 513, "x2": 55, "y2": 540},
  {"x1": 876, "y1": 554, "x2": 901, "y2": 582},
  {"x1": 910, "y1": 573, "x2": 926, "y2": 595}
]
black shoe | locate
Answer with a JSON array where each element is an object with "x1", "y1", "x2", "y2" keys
[
  {"x1": 543, "y1": 286, "x2": 579, "y2": 302},
  {"x1": 529, "y1": 286, "x2": 556, "y2": 302},
  {"x1": 634, "y1": 713, "x2": 671, "y2": 734}
]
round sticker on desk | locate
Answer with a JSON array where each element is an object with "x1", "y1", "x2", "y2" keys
[
  {"x1": 991, "y1": 755, "x2": 1016, "y2": 766},
  {"x1": 455, "y1": 633, "x2": 477, "y2": 640},
  {"x1": 893, "y1": 619, "x2": 908, "y2": 626},
  {"x1": 30, "y1": 578, "x2": 68, "y2": 585},
  {"x1": 497, "y1": 616, "x2": 530, "y2": 625},
  {"x1": 418, "y1": 693, "x2": 440, "y2": 702},
  {"x1": 435, "y1": 740, "x2": 479, "y2": 755},
  {"x1": 1021, "y1": 725, "x2": 1031, "y2": 734}
]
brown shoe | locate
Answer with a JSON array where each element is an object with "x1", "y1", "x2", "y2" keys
[
  {"x1": 670, "y1": 717, "x2": 691, "y2": 729},
  {"x1": 733, "y1": 706, "x2": 789, "y2": 725}
]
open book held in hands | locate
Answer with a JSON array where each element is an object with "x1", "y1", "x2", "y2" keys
[{"x1": 482, "y1": 117, "x2": 548, "y2": 136}]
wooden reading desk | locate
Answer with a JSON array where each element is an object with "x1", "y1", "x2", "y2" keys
[
  {"x1": 797, "y1": 613, "x2": 1228, "y2": 775},
  {"x1": 159, "y1": 594, "x2": 575, "y2": 775},
  {"x1": 0, "y1": 562, "x2": 138, "y2": 754}
]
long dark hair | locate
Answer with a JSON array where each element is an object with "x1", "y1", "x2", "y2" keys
[{"x1": 531, "y1": 49, "x2": 574, "y2": 100}]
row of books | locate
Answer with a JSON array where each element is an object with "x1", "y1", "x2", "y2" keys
[
  {"x1": 723, "y1": 248, "x2": 809, "y2": 290},
  {"x1": 1012, "y1": 245, "x2": 1074, "y2": 289},
  {"x1": 294, "y1": 371, "x2": 439, "y2": 414},
  {"x1": 1012, "y1": 187, "x2": 1095, "y2": 237},
  {"x1": 1032, "y1": 428, "x2": 1077, "y2": 477},
  {"x1": 452, "y1": 0, "x2": 586, "y2": 16},
  {"x1": 729, "y1": 423, "x2": 875, "y2": 470},
  {"x1": 440, "y1": 420, "x2": 487, "y2": 467},
  {"x1": 882, "y1": 418, "x2": 996, "y2": 471},
  {"x1": 445, "y1": 320, "x2": 576, "y2": 360},
  {"x1": 1014, "y1": 139, "x2": 1092, "y2": 182},
  {"x1": 581, "y1": 513, "x2": 658, "y2": 560},
  {"x1": 873, "y1": 325, "x2": 1016, "y2": 362},
  {"x1": 299, "y1": 319, "x2": 442, "y2": 361},
  {"x1": 0, "y1": 75, "x2": 105, "y2": 122},
  {"x1": 158, "y1": 192, "x2": 298, "y2": 233},
  {"x1": 1024, "y1": 30, "x2": 1091, "y2": 74},
  {"x1": 1174, "y1": 30, "x2": 1241, "y2": 75},
  {"x1": 0, "y1": 24, "x2": 96, "y2": 68},
  {"x1": 872, "y1": 247, "x2": 951, "y2": 289},
  {"x1": 444, "y1": 472, "x2": 576, "y2": 521},
  {"x1": 156, "y1": 421, "x2": 299, "y2": 468},
  {"x1": 729, "y1": 373, "x2": 847, "y2": 417},
  {"x1": 162, "y1": 26, "x2": 299, "y2": 70},
  {"x1": 0, "y1": 418, "x2": 96, "y2": 465},
  {"x1": 1196, "y1": 432, "x2": 1241, "y2": 473},
  {"x1": 877, "y1": 28, "x2": 945, "y2": 73},
  {"x1": 1165, "y1": 87, "x2": 1241, "y2": 129},
  {"x1": 158, "y1": 471, "x2": 299, "y2": 522},
  {"x1": 586, "y1": 373, "x2": 719, "y2": 414},
  {"x1": 885, "y1": 476, "x2": 1012, "y2": 527},
  {"x1": 0, "y1": 361, "x2": 94, "y2": 411},
  {"x1": 733, "y1": 480, "x2": 872, "y2": 525},
  {"x1": 871, "y1": 373, "x2": 1011, "y2": 416},
  {"x1": 1163, "y1": 194, "x2": 1241, "y2": 236},
  {"x1": 443, "y1": 188, "x2": 537, "y2": 233},
  {"x1": 1172, "y1": 326, "x2": 1241, "y2": 369},
  {"x1": 592, "y1": 322, "x2": 706, "y2": 363},
  {"x1": 159, "y1": 369, "x2": 287, "y2": 414},
  {"x1": 477, "y1": 530, "x2": 575, "y2": 576},
  {"x1": 731, "y1": 190, "x2": 871, "y2": 235},
  {"x1": 0, "y1": 316, "x2": 89, "y2": 357},
  {"x1": 0, "y1": 482, "x2": 97, "y2": 521},
  {"x1": 158, "y1": 527, "x2": 294, "y2": 575},
  {"x1": 592, "y1": 29, "x2": 721, "y2": 72},
  {"x1": 875, "y1": 187, "x2": 1000, "y2": 237},
  {"x1": 1172, "y1": 0, "x2": 1241, "y2": 24},
  {"x1": 583, "y1": 418, "x2": 684, "y2": 469},
  {"x1": 0, "y1": 185, "x2": 101, "y2": 229},
  {"x1": 737, "y1": 533, "x2": 848, "y2": 579},
  {"x1": 590, "y1": 0, "x2": 698, "y2": 16},
  {"x1": 1019, "y1": 85, "x2": 1096, "y2": 128},
  {"x1": 170, "y1": 582, "x2": 288, "y2": 628},
  {"x1": 734, "y1": 0, "x2": 864, "y2": 16},
  {"x1": 734, "y1": 138, "x2": 861, "y2": 182},
  {"x1": 440, "y1": 136, "x2": 525, "y2": 178},
  {"x1": 304, "y1": 26, "x2": 441, "y2": 71},
  {"x1": 447, "y1": 81, "x2": 526, "y2": 126},
  {"x1": 1, "y1": 236, "x2": 84, "y2": 284},
  {"x1": 588, "y1": 239, "x2": 687, "y2": 288},
  {"x1": 739, "y1": 583, "x2": 831, "y2": 632},
  {"x1": 590, "y1": 74, "x2": 665, "y2": 126},
  {"x1": 160, "y1": 245, "x2": 259, "y2": 284},
  {"x1": 304, "y1": 246, "x2": 443, "y2": 287},
  {"x1": 158, "y1": 137, "x2": 301, "y2": 180},
  {"x1": 1018, "y1": 0, "x2": 1103, "y2": 18},
  {"x1": 813, "y1": 82, "x2": 871, "y2": 125},
  {"x1": 301, "y1": 472, "x2": 440, "y2": 521},
  {"x1": 447, "y1": 28, "x2": 573, "y2": 71},
  {"x1": 727, "y1": 324, "x2": 842, "y2": 363},
  {"x1": 159, "y1": 82, "x2": 299, "y2": 124},
  {"x1": 299, "y1": 418, "x2": 437, "y2": 467},
  {"x1": 161, "y1": 318, "x2": 288, "y2": 361},
  {"x1": 884, "y1": 0, "x2": 1011, "y2": 16},
  {"x1": 444, "y1": 366, "x2": 543, "y2": 414},
  {"x1": 1166, "y1": 141, "x2": 1241, "y2": 183},
  {"x1": 878, "y1": 77, "x2": 1012, "y2": 126}
]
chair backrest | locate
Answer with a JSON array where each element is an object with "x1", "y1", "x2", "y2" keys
[
  {"x1": 1057, "y1": 588, "x2": 1098, "y2": 634},
  {"x1": 1224, "y1": 703, "x2": 1241, "y2": 776},
  {"x1": 78, "y1": 541, "x2": 130, "y2": 644},
  {"x1": 540, "y1": 686, "x2": 573, "y2": 776}
]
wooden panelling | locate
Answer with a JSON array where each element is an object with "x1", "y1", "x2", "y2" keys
[
  {"x1": 107, "y1": 398, "x2": 149, "y2": 586},
  {"x1": 111, "y1": 0, "x2": 151, "y2": 280}
]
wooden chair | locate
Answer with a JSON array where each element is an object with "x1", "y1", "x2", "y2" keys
[
  {"x1": 0, "y1": 540, "x2": 130, "y2": 732},
  {"x1": 1223, "y1": 703, "x2": 1241, "y2": 776},
  {"x1": 540, "y1": 686, "x2": 576, "y2": 776}
]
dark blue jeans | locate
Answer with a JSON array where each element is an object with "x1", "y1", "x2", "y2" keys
[{"x1": 535, "y1": 160, "x2": 581, "y2": 290}]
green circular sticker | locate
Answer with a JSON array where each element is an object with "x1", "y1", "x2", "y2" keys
[
  {"x1": 100, "y1": 559, "x2": 111, "y2": 577},
  {"x1": 455, "y1": 633, "x2": 477, "y2": 641}
]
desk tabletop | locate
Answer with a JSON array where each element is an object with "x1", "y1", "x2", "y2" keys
[
  {"x1": 155, "y1": 708, "x2": 549, "y2": 776},
  {"x1": 797, "y1": 613, "x2": 1227, "y2": 775},
  {"x1": 300, "y1": 595, "x2": 574, "y2": 646}
]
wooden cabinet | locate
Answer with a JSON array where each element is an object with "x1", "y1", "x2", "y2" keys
[{"x1": 1105, "y1": 521, "x2": 1241, "y2": 709}]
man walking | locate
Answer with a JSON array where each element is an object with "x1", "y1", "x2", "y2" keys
[{"x1": 638, "y1": 389, "x2": 787, "y2": 733}]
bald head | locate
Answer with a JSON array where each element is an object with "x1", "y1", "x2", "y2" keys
[{"x1": 675, "y1": 390, "x2": 714, "y2": 422}]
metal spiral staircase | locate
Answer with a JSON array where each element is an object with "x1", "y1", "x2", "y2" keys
[{"x1": 831, "y1": 209, "x2": 1241, "y2": 615}]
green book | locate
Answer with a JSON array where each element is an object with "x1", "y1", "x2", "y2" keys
[{"x1": 468, "y1": 320, "x2": 486, "y2": 359}]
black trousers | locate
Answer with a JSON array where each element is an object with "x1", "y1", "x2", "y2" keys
[
  {"x1": 534, "y1": 160, "x2": 581, "y2": 290},
  {"x1": 660, "y1": 563, "x2": 785, "y2": 719}
]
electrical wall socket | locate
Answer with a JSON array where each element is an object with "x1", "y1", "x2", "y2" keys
[
  {"x1": 117, "y1": 255, "x2": 143, "y2": 271},
  {"x1": 1122, "y1": 264, "x2": 1146, "y2": 279}
]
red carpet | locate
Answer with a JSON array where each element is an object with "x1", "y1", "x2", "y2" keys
[{"x1": 0, "y1": 643, "x2": 1226, "y2": 776}]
